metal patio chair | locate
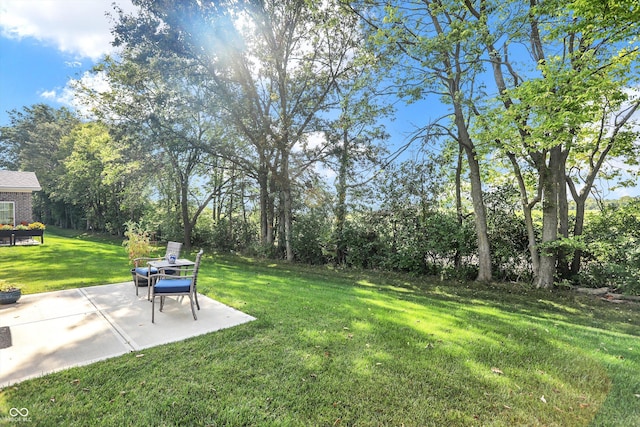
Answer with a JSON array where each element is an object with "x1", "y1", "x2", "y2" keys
[
  {"x1": 151, "y1": 249, "x2": 204, "y2": 323},
  {"x1": 132, "y1": 241, "x2": 183, "y2": 296}
]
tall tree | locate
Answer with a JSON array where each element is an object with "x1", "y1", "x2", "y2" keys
[
  {"x1": 112, "y1": 0, "x2": 366, "y2": 260},
  {"x1": 565, "y1": 94, "x2": 640, "y2": 275},
  {"x1": 324, "y1": 56, "x2": 389, "y2": 264},
  {"x1": 78, "y1": 49, "x2": 225, "y2": 247},
  {"x1": 349, "y1": 1, "x2": 494, "y2": 281},
  {"x1": 60, "y1": 122, "x2": 149, "y2": 233},
  {"x1": 0, "y1": 104, "x2": 81, "y2": 226},
  {"x1": 464, "y1": 0, "x2": 640, "y2": 287}
]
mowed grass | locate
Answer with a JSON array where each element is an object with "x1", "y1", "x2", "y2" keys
[
  {"x1": 0, "y1": 228, "x2": 638, "y2": 425},
  {"x1": 0, "y1": 227, "x2": 134, "y2": 292}
]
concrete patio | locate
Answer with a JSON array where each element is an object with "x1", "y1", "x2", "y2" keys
[{"x1": 0, "y1": 282, "x2": 255, "y2": 387}]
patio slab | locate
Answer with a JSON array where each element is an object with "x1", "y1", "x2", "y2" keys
[{"x1": 0, "y1": 282, "x2": 255, "y2": 387}]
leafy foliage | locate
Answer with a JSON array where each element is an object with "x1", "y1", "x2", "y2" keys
[
  {"x1": 485, "y1": 186, "x2": 532, "y2": 281},
  {"x1": 122, "y1": 221, "x2": 153, "y2": 265},
  {"x1": 579, "y1": 199, "x2": 640, "y2": 294},
  {"x1": 0, "y1": 0, "x2": 639, "y2": 292},
  {"x1": 291, "y1": 211, "x2": 331, "y2": 265}
]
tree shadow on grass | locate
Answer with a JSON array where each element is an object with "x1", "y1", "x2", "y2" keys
[{"x1": 208, "y1": 259, "x2": 638, "y2": 425}]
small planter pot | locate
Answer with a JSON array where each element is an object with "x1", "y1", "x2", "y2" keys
[
  {"x1": 0, "y1": 289, "x2": 21, "y2": 304},
  {"x1": 131, "y1": 269, "x2": 149, "y2": 287}
]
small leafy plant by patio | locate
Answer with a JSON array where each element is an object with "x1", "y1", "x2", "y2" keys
[
  {"x1": 0, "y1": 224, "x2": 13, "y2": 230},
  {"x1": 0, "y1": 280, "x2": 20, "y2": 292},
  {"x1": 123, "y1": 221, "x2": 153, "y2": 265}
]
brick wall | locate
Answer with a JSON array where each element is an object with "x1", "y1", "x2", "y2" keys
[{"x1": 0, "y1": 192, "x2": 34, "y2": 224}]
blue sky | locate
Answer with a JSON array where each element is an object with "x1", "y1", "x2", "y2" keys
[
  {"x1": 0, "y1": 36, "x2": 84, "y2": 123},
  {"x1": 0, "y1": 0, "x2": 136, "y2": 125}
]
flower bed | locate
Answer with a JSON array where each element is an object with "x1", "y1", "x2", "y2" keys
[{"x1": 0, "y1": 223, "x2": 46, "y2": 245}]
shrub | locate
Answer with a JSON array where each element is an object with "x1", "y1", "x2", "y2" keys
[
  {"x1": 485, "y1": 185, "x2": 532, "y2": 281},
  {"x1": 579, "y1": 199, "x2": 640, "y2": 294},
  {"x1": 387, "y1": 209, "x2": 476, "y2": 275},
  {"x1": 441, "y1": 264, "x2": 479, "y2": 281},
  {"x1": 209, "y1": 218, "x2": 236, "y2": 252},
  {"x1": 342, "y1": 218, "x2": 388, "y2": 270},
  {"x1": 192, "y1": 214, "x2": 217, "y2": 249},
  {"x1": 122, "y1": 221, "x2": 152, "y2": 265},
  {"x1": 292, "y1": 213, "x2": 330, "y2": 265}
]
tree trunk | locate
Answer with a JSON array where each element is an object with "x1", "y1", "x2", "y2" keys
[
  {"x1": 269, "y1": 162, "x2": 279, "y2": 253},
  {"x1": 506, "y1": 153, "x2": 540, "y2": 280},
  {"x1": 454, "y1": 104, "x2": 492, "y2": 282},
  {"x1": 180, "y1": 178, "x2": 193, "y2": 250},
  {"x1": 228, "y1": 162, "x2": 235, "y2": 240},
  {"x1": 557, "y1": 148, "x2": 570, "y2": 279},
  {"x1": 464, "y1": 144, "x2": 492, "y2": 282},
  {"x1": 571, "y1": 198, "x2": 586, "y2": 274},
  {"x1": 535, "y1": 146, "x2": 561, "y2": 288},
  {"x1": 454, "y1": 145, "x2": 463, "y2": 269},
  {"x1": 279, "y1": 149, "x2": 294, "y2": 262},
  {"x1": 258, "y1": 155, "x2": 272, "y2": 247},
  {"x1": 241, "y1": 178, "x2": 248, "y2": 240},
  {"x1": 334, "y1": 130, "x2": 349, "y2": 265}
]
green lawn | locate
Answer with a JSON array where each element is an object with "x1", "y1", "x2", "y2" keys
[{"x1": 0, "y1": 228, "x2": 638, "y2": 426}]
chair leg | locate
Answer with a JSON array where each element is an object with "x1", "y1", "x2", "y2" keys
[
  {"x1": 160, "y1": 296, "x2": 165, "y2": 312},
  {"x1": 189, "y1": 294, "x2": 198, "y2": 320},
  {"x1": 152, "y1": 295, "x2": 156, "y2": 323},
  {"x1": 194, "y1": 287, "x2": 200, "y2": 310}
]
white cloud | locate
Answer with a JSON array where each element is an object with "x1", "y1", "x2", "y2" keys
[
  {"x1": 314, "y1": 162, "x2": 337, "y2": 181},
  {"x1": 60, "y1": 70, "x2": 112, "y2": 118},
  {"x1": 290, "y1": 132, "x2": 337, "y2": 180},
  {"x1": 305, "y1": 132, "x2": 327, "y2": 151},
  {"x1": 0, "y1": 0, "x2": 136, "y2": 60},
  {"x1": 39, "y1": 89, "x2": 57, "y2": 99},
  {"x1": 33, "y1": 70, "x2": 111, "y2": 118}
]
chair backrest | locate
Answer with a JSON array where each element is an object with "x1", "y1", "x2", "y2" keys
[
  {"x1": 164, "y1": 241, "x2": 182, "y2": 260},
  {"x1": 192, "y1": 249, "x2": 204, "y2": 289}
]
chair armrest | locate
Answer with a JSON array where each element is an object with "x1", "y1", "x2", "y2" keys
[
  {"x1": 133, "y1": 256, "x2": 162, "y2": 267},
  {"x1": 152, "y1": 264, "x2": 195, "y2": 279},
  {"x1": 155, "y1": 273, "x2": 195, "y2": 281}
]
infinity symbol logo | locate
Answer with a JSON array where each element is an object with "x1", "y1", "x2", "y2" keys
[{"x1": 9, "y1": 407, "x2": 29, "y2": 417}]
